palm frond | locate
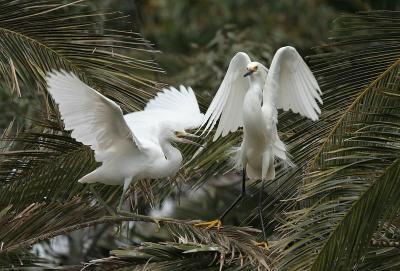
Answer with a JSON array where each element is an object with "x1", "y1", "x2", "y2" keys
[
  {"x1": 85, "y1": 223, "x2": 271, "y2": 271},
  {"x1": 0, "y1": 201, "x2": 107, "y2": 252},
  {"x1": 0, "y1": 249, "x2": 49, "y2": 271},
  {"x1": 88, "y1": 242, "x2": 256, "y2": 271},
  {"x1": 0, "y1": 0, "x2": 162, "y2": 112},
  {"x1": 0, "y1": 0, "x2": 164, "y2": 212},
  {"x1": 273, "y1": 11, "x2": 400, "y2": 270},
  {"x1": 0, "y1": 119, "x2": 97, "y2": 210}
]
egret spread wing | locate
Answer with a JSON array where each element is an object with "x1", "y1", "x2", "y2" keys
[
  {"x1": 201, "y1": 52, "x2": 251, "y2": 141},
  {"x1": 46, "y1": 71, "x2": 139, "y2": 158},
  {"x1": 145, "y1": 85, "x2": 204, "y2": 130},
  {"x1": 124, "y1": 85, "x2": 204, "y2": 143},
  {"x1": 264, "y1": 46, "x2": 322, "y2": 121}
]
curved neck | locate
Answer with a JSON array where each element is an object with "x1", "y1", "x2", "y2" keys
[
  {"x1": 249, "y1": 77, "x2": 264, "y2": 89},
  {"x1": 247, "y1": 81, "x2": 263, "y2": 104},
  {"x1": 160, "y1": 139, "x2": 182, "y2": 175},
  {"x1": 162, "y1": 141, "x2": 181, "y2": 161}
]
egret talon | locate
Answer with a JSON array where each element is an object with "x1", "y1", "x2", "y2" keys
[
  {"x1": 194, "y1": 219, "x2": 222, "y2": 230},
  {"x1": 254, "y1": 241, "x2": 269, "y2": 250}
]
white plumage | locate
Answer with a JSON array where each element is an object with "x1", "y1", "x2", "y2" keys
[
  {"x1": 201, "y1": 46, "x2": 322, "y2": 180},
  {"x1": 268, "y1": 47, "x2": 322, "y2": 121},
  {"x1": 47, "y1": 71, "x2": 203, "y2": 209}
]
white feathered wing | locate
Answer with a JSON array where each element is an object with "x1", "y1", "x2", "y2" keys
[
  {"x1": 264, "y1": 46, "x2": 322, "y2": 120},
  {"x1": 47, "y1": 71, "x2": 203, "y2": 185},
  {"x1": 261, "y1": 46, "x2": 322, "y2": 178},
  {"x1": 124, "y1": 85, "x2": 204, "y2": 145},
  {"x1": 200, "y1": 52, "x2": 251, "y2": 140},
  {"x1": 46, "y1": 71, "x2": 141, "y2": 162}
]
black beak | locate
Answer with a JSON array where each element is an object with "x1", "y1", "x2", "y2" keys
[{"x1": 243, "y1": 70, "x2": 253, "y2": 77}]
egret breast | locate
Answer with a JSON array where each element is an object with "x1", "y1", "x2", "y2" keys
[{"x1": 242, "y1": 89, "x2": 266, "y2": 143}]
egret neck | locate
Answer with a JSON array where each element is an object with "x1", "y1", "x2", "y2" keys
[
  {"x1": 242, "y1": 69, "x2": 266, "y2": 141},
  {"x1": 158, "y1": 138, "x2": 182, "y2": 178}
]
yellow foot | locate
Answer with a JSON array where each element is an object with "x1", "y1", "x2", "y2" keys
[
  {"x1": 254, "y1": 241, "x2": 269, "y2": 249},
  {"x1": 194, "y1": 219, "x2": 222, "y2": 230}
]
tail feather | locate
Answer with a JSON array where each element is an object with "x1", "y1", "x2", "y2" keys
[
  {"x1": 273, "y1": 138, "x2": 295, "y2": 169},
  {"x1": 78, "y1": 172, "x2": 98, "y2": 184},
  {"x1": 228, "y1": 134, "x2": 295, "y2": 180},
  {"x1": 78, "y1": 167, "x2": 122, "y2": 185}
]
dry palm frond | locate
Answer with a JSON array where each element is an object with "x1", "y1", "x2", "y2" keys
[{"x1": 85, "y1": 223, "x2": 271, "y2": 270}]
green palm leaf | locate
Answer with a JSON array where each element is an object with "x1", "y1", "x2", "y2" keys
[
  {"x1": 274, "y1": 11, "x2": 400, "y2": 270},
  {"x1": 0, "y1": 0, "x2": 162, "y2": 109},
  {"x1": 0, "y1": 0, "x2": 163, "y2": 211},
  {"x1": 85, "y1": 224, "x2": 270, "y2": 270}
]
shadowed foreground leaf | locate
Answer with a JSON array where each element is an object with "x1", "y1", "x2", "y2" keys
[{"x1": 84, "y1": 223, "x2": 271, "y2": 270}]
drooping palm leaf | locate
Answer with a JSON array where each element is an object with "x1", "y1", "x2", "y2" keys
[
  {"x1": 0, "y1": 200, "x2": 272, "y2": 270},
  {"x1": 0, "y1": 248, "x2": 48, "y2": 270},
  {"x1": 84, "y1": 223, "x2": 271, "y2": 271},
  {"x1": 0, "y1": 201, "x2": 107, "y2": 254},
  {"x1": 273, "y1": 11, "x2": 400, "y2": 270},
  {"x1": 0, "y1": 0, "x2": 162, "y2": 110},
  {"x1": 89, "y1": 243, "x2": 256, "y2": 271},
  {"x1": 0, "y1": 0, "x2": 163, "y2": 212}
]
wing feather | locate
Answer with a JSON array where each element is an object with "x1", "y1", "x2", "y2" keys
[
  {"x1": 265, "y1": 46, "x2": 322, "y2": 121},
  {"x1": 46, "y1": 71, "x2": 139, "y2": 160},
  {"x1": 201, "y1": 52, "x2": 251, "y2": 141},
  {"x1": 145, "y1": 85, "x2": 203, "y2": 130},
  {"x1": 124, "y1": 85, "x2": 204, "y2": 144}
]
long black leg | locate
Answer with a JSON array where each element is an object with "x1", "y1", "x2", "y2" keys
[
  {"x1": 258, "y1": 178, "x2": 267, "y2": 240},
  {"x1": 219, "y1": 169, "x2": 246, "y2": 221}
]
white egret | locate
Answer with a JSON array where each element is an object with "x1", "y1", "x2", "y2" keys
[
  {"x1": 46, "y1": 71, "x2": 203, "y2": 211},
  {"x1": 197, "y1": 46, "x2": 322, "y2": 237}
]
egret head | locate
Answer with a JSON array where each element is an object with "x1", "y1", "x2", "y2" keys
[
  {"x1": 244, "y1": 62, "x2": 268, "y2": 79},
  {"x1": 158, "y1": 123, "x2": 203, "y2": 147}
]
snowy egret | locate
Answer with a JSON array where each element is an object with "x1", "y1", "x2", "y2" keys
[
  {"x1": 47, "y1": 71, "x2": 204, "y2": 211},
  {"x1": 197, "y1": 46, "x2": 322, "y2": 236}
]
